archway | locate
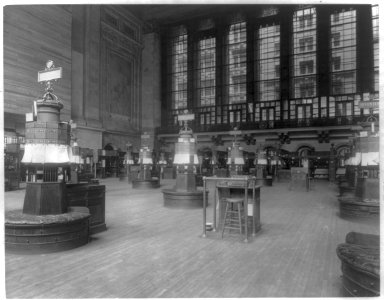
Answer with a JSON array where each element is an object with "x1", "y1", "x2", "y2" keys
[
  {"x1": 336, "y1": 144, "x2": 351, "y2": 167},
  {"x1": 104, "y1": 143, "x2": 114, "y2": 151},
  {"x1": 101, "y1": 144, "x2": 118, "y2": 177},
  {"x1": 296, "y1": 145, "x2": 315, "y2": 170}
]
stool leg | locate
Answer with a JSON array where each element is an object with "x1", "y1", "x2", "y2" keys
[
  {"x1": 237, "y1": 203, "x2": 242, "y2": 235},
  {"x1": 222, "y1": 202, "x2": 229, "y2": 238}
]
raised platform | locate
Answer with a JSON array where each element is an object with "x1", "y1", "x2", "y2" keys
[
  {"x1": 338, "y1": 197, "x2": 380, "y2": 218},
  {"x1": 336, "y1": 232, "x2": 380, "y2": 297},
  {"x1": 132, "y1": 178, "x2": 160, "y2": 189},
  {"x1": 5, "y1": 209, "x2": 90, "y2": 253},
  {"x1": 162, "y1": 189, "x2": 205, "y2": 208}
]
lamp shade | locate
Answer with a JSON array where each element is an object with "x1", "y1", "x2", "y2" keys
[
  {"x1": 257, "y1": 158, "x2": 268, "y2": 165},
  {"x1": 350, "y1": 152, "x2": 362, "y2": 166},
  {"x1": 173, "y1": 132, "x2": 199, "y2": 165},
  {"x1": 360, "y1": 136, "x2": 379, "y2": 166},
  {"x1": 139, "y1": 147, "x2": 153, "y2": 164},
  {"x1": 68, "y1": 143, "x2": 81, "y2": 164},
  {"x1": 22, "y1": 144, "x2": 70, "y2": 164},
  {"x1": 227, "y1": 142, "x2": 244, "y2": 165}
]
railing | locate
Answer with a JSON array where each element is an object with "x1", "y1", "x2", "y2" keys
[{"x1": 158, "y1": 103, "x2": 378, "y2": 134}]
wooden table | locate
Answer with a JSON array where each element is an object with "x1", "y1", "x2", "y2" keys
[{"x1": 202, "y1": 177, "x2": 261, "y2": 242}]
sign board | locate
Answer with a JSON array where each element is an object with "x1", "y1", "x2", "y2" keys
[
  {"x1": 358, "y1": 101, "x2": 379, "y2": 109},
  {"x1": 141, "y1": 134, "x2": 150, "y2": 139},
  {"x1": 177, "y1": 114, "x2": 195, "y2": 121},
  {"x1": 360, "y1": 131, "x2": 368, "y2": 137},
  {"x1": 25, "y1": 113, "x2": 33, "y2": 122},
  {"x1": 38, "y1": 67, "x2": 62, "y2": 82}
]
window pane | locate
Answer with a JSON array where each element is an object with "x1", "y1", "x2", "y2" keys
[
  {"x1": 198, "y1": 37, "x2": 216, "y2": 106},
  {"x1": 227, "y1": 21, "x2": 247, "y2": 103},
  {"x1": 256, "y1": 24, "x2": 280, "y2": 101},
  {"x1": 330, "y1": 9, "x2": 357, "y2": 95},
  {"x1": 170, "y1": 32, "x2": 188, "y2": 109},
  {"x1": 372, "y1": 5, "x2": 379, "y2": 92},
  {"x1": 292, "y1": 8, "x2": 317, "y2": 98}
]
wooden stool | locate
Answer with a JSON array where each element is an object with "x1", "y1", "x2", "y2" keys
[{"x1": 222, "y1": 197, "x2": 244, "y2": 238}]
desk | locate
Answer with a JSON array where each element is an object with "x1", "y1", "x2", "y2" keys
[
  {"x1": 66, "y1": 183, "x2": 107, "y2": 234},
  {"x1": 290, "y1": 167, "x2": 310, "y2": 191},
  {"x1": 202, "y1": 177, "x2": 261, "y2": 242}
]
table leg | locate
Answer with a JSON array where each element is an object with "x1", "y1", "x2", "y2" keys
[
  {"x1": 243, "y1": 180, "x2": 248, "y2": 243},
  {"x1": 202, "y1": 179, "x2": 207, "y2": 238},
  {"x1": 255, "y1": 189, "x2": 261, "y2": 234},
  {"x1": 213, "y1": 186, "x2": 217, "y2": 232},
  {"x1": 252, "y1": 186, "x2": 256, "y2": 236}
]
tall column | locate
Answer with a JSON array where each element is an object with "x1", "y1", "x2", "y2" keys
[
  {"x1": 142, "y1": 31, "x2": 161, "y2": 149},
  {"x1": 71, "y1": 5, "x2": 103, "y2": 150}
]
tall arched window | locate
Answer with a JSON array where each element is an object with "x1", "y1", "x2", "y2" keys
[
  {"x1": 256, "y1": 24, "x2": 280, "y2": 101},
  {"x1": 330, "y1": 9, "x2": 356, "y2": 95},
  {"x1": 372, "y1": 5, "x2": 379, "y2": 92},
  {"x1": 197, "y1": 36, "x2": 216, "y2": 106},
  {"x1": 337, "y1": 146, "x2": 350, "y2": 167},
  {"x1": 292, "y1": 7, "x2": 317, "y2": 99},
  {"x1": 226, "y1": 20, "x2": 247, "y2": 103},
  {"x1": 168, "y1": 26, "x2": 188, "y2": 110}
]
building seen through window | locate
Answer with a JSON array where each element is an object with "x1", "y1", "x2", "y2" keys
[
  {"x1": 292, "y1": 7, "x2": 317, "y2": 99},
  {"x1": 256, "y1": 24, "x2": 280, "y2": 101},
  {"x1": 198, "y1": 37, "x2": 216, "y2": 106},
  {"x1": 163, "y1": 5, "x2": 378, "y2": 129},
  {"x1": 372, "y1": 5, "x2": 379, "y2": 92},
  {"x1": 227, "y1": 21, "x2": 247, "y2": 103},
  {"x1": 170, "y1": 28, "x2": 188, "y2": 110},
  {"x1": 330, "y1": 9, "x2": 356, "y2": 95}
]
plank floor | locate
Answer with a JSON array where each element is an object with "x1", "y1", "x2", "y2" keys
[{"x1": 3, "y1": 178, "x2": 380, "y2": 298}]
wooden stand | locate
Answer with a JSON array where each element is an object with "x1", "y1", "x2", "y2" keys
[
  {"x1": 338, "y1": 178, "x2": 380, "y2": 218},
  {"x1": 202, "y1": 177, "x2": 261, "y2": 243},
  {"x1": 66, "y1": 183, "x2": 107, "y2": 234},
  {"x1": 5, "y1": 210, "x2": 90, "y2": 253},
  {"x1": 23, "y1": 182, "x2": 67, "y2": 215}
]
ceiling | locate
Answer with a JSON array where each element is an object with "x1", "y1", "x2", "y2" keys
[{"x1": 126, "y1": 4, "x2": 261, "y2": 26}]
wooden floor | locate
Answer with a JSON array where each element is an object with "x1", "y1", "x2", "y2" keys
[{"x1": 4, "y1": 177, "x2": 380, "y2": 298}]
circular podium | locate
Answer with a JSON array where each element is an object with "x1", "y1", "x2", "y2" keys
[
  {"x1": 132, "y1": 178, "x2": 160, "y2": 189},
  {"x1": 5, "y1": 209, "x2": 90, "y2": 253}
]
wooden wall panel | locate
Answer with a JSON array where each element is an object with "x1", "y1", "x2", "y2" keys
[
  {"x1": 100, "y1": 6, "x2": 144, "y2": 149},
  {"x1": 4, "y1": 5, "x2": 72, "y2": 122}
]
